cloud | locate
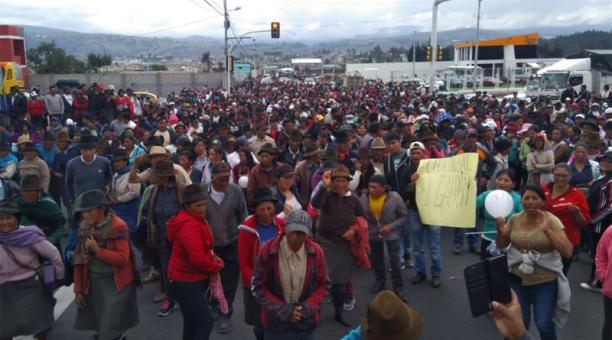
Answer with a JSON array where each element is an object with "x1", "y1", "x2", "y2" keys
[{"x1": 1, "y1": 0, "x2": 611, "y2": 41}]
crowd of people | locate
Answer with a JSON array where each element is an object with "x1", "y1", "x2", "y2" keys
[{"x1": 0, "y1": 77, "x2": 612, "y2": 340}]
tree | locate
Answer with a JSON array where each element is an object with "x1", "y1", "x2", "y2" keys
[
  {"x1": 150, "y1": 64, "x2": 168, "y2": 71},
  {"x1": 27, "y1": 42, "x2": 86, "y2": 74},
  {"x1": 201, "y1": 52, "x2": 211, "y2": 72},
  {"x1": 87, "y1": 53, "x2": 112, "y2": 73}
]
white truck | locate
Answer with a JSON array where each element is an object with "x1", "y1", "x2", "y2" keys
[{"x1": 527, "y1": 57, "x2": 612, "y2": 98}]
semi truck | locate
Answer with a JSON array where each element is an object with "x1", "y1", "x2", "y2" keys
[{"x1": 527, "y1": 56, "x2": 612, "y2": 98}]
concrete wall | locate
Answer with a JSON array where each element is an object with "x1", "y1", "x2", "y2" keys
[{"x1": 29, "y1": 72, "x2": 226, "y2": 97}]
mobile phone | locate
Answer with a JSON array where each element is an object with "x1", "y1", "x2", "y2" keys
[
  {"x1": 463, "y1": 255, "x2": 511, "y2": 318},
  {"x1": 463, "y1": 261, "x2": 491, "y2": 318},
  {"x1": 488, "y1": 255, "x2": 512, "y2": 305}
]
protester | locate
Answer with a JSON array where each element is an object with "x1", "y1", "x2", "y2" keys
[
  {"x1": 311, "y1": 164, "x2": 366, "y2": 327},
  {"x1": 595, "y1": 218, "x2": 612, "y2": 340},
  {"x1": 72, "y1": 189, "x2": 139, "y2": 339},
  {"x1": 252, "y1": 210, "x2": 330, "y2": 340},
  {"x1": 496, "y1": 184, "x2": 573, "y2": 340},
  {"x1": 110, "y1": 149, "x2": 141, "y2": 235},
  {"x1": 543, "y1": 163, "x2": 590, "y2": 274},
  {"x1": 274, "y1": 164, "x2": 304, "y2": 219},
  {"x1": 0, "y1": 199, "x2": 65, "y2": 340},
  {"x1": 166, "y1": 184, "x2": 223, "y2": 340},
  {"x1": 246, "y1": 143, "x2": 284, "y2": 207},
  {"x1": 360, "y1": 174, "x2": 408, "y2": 299},
  {"x1": 569, "y1": 142, "x2": 600, "y2": 189},
  {"x1": 18, "y1": 142, "x2": 51, "y2": 193}
]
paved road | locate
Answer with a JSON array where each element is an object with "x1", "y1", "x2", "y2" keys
[{"x1": 47, "y1": 229, "x2": 603, "y2": 340}]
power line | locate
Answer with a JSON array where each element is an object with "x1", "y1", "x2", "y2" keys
[{"x1": 202, "y1": 0, "x2": 224, "y2": 15}]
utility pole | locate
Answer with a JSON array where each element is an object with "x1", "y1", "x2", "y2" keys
[
  {"x1": 473, "y1": 0, "x2": 482, "y2": 91},
  {"x1": 430, "y1": 0, "x2": 450, "y2": 94},
  {"x1": 224, "y1": 0, "x2": 231, "y2": 94},
  {"x1": 412, "y1": 31, "x2": 417, "y2": 78}
]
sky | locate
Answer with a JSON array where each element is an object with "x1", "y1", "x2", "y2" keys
[{"x1": 1, "y1": 0, "x2": 611, "y2": 41}]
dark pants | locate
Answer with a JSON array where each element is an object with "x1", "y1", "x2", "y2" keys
[
  {"x1": 511, "y1": 279, "x2": 558, "y2": 340},
  {"x1": 30, "y1": 116, "x2": 45, "y2": 129},
  {"x1": 264, "y1": 329, "x2": 315, "y2": 340},
  {"x1": 604, "y1": 295, "x2": 612, "y2": 340},
  {"x1": 169, "y1": 280, "x2": 213, "y2": 340},
  {"x1": 211, "y1": 241, "x2": 239, "y2": 318},
  {"x1": 561, "y1": 246, "x2": 579, "y2": 276},
  {"x1": 370, "y1": 239, "x2": 402, "y2": 289},
  {"x1": 480, "y1": 238, "x2": 493, "y2": 260}
]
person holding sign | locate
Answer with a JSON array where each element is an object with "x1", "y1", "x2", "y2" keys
[
  {"x1": 477, "y1": 169, "x2": 523, "y2": 259},
  {"x1": 399, "y1": 142, "x2": 443, "y2": 288},
  {"x1": 495, "y1": 185, "x2": 573, "y2": 340}
]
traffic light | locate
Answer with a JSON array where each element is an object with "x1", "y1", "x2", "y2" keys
[
  {"x1": 426, "y1": 46, "x2": 431, "y2": 61},
  {"x1": 437, "y1": 47, "x2": 443, "y2": 61},
  {"x1": 271, "y1": 22, "x2": 280, "y2": 38},
  {"x1": 227, "y1": 55, "x2": 234, "y2": 73}
]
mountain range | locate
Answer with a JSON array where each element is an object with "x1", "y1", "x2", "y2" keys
[{"x1": 22, "y1": 24, "x2": 612, "y2": 60}]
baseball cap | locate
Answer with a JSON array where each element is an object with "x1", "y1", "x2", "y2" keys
[
  {"x1": 285, "y1": 210, "x2": 312, "y2": 235},
  {"x1": 409, "y1": 141, "x2": 425, "y2": 152}
]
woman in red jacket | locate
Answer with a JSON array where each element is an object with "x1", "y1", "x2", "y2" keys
[
  {"x1": 543, "y1": 163, "x2": 591, "y2": 275},
  {"x1": 72, "y1": 190, "x2": 139, "y2": 340},
  {"x1": 26, "y1": 91, "x2": 45, "y2": 129},
  {"x1": 167, "y1": 184, "x2": 223, "y2": 340}
]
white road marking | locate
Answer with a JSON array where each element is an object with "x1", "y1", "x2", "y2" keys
[{"x1": 15, "y1": 284, "x2": 75, "y2": 340}]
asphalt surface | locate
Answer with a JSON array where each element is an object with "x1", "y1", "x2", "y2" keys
[{"x1": 48, "y1": 229, "x2": 603, "y2": 340}]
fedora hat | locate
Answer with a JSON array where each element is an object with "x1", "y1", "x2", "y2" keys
[
  {"x1": 147, "y1": 145, "x2": 169, "y2": 157},
  {"x1": 22, "y1": 142, "x2": 38, "y2": 153},
  {"x1": 20, "y1": 174, "x2": 43, "y2": 191},
  {"x1": 151, "y1": 159, "x2": 176, "y2": 177},
  {"x1": 211, "y1": 162, "x2": 232, "y2": 179},
  {"x1": 303, "y1": 143, "x2": 321, "y2": 158},
  {"x1": 321, "y1": 148, "x2": 338, "y2": 162},
  {"x1": 251, "y1": 187, "x2": 278, "y2": 207},
  {"x1": 331, "y1": 165, "x2": 352, "y2": 181},
  {"x1": 112, "y1": 149, "x2": 130, "y2": 163},
  {"x1": 258, "y1": 143, "x2": 277, "y2": 156},
  {"x1": 181, "y1": 184, "x2": 208, "y2": 204},
  {"x1": 17, "y1": 135, "x2": 31, "y2": 145},
  {"x1": 361, "y1": 290, "x2": 423, "y2": 340},
  {"x1": 79, "y1": 134, "x2": 98, "y2": 149},
  {"x1": 0, "y1": 199, "x2": 20, "y2": 215},
  {"x1": 75, "y1": 190, "x2": 111, "y2": 212},
  {"x1": 370, "y1": 137, "x2": 386, "y2": 150}
]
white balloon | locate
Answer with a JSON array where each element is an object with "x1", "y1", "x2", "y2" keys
[
  {"x1": 484, "y1": 190, "x2": 514, "y2": 218},
  {"x1": 238, "y1": 175, "x2": 249, "y2": 189}
]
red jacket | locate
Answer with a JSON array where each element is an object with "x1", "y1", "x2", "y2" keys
[
  {"x1": 543, "y1": 184, "x2": 591, "y2": 246},
  {"x1": 27, "y1": 99, "x2": 45, "y2": 117},
  {"x1": 238, "y1": 215, "x2": 286, "y2": 287},
  {"x1": 166, "y1": 210, "x2": 222, "y2": 282},
  {"x1": 113, "y1": 95, "x2": 135, "y2": 119},
  {"x1": 73, "y1": 216, "x2": 135, "y2": 294},
  {"x1": 252, "y1": 235, "x2": 330, "y2": 331},
  {"x1": 73, "y1": 94, "x2": 89, "y2": 117},
  {"x1": 350, "y1": 216, "x2": 371, "y2": 269}
]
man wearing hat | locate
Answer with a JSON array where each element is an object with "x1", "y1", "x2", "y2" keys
[
  {"x1": 0, "y1": 139, "x2": 18, "y2": 179},
  {"x1": 129, "y1": 145, "x2": 191, "y2": 186},
  {"x1": 18, "y1": 142, "x2": 51, "y2": 193},
  {"x1": 280, "y1": 130, "x2": 305, "y2": 168},
  {"x1": 335, "y1": 131, "x2": 357, "y2": 174},
  {"x1": 17, "y1": 174, "x2": 66, "y2": 251},
  {"x1": 252, "y1": 209, "x2": 330, "y2": 340},
  {"x1": 65, "y1": 134, "x2": 113, "y2": 208},
  {"x1": 246, "y1": 143, "x2": 284, "y2": 207},
  {"x1": 382, "y1": 132, "x2": 409, "y2": 193},
  {"x1": 370, "y1": 137, "x2": 386, "y2": 174},
  {"x1": 295, "y1": 143, "x2": 322, "y2": 206},
  {"x1": 238, "y1": 187, "x2": 287, "y2": 340},
  {"x1": 205, "y1": 162, "x2": 249, "y2": 333}
]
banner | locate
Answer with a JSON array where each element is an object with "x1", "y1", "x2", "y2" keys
[{"x1": 415, "y1": 153, "x2": 478, "y2": 228}]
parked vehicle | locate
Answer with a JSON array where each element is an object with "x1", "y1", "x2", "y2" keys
[{"x1": 528, "y1": 57, "x2": 612, "y2": 98}]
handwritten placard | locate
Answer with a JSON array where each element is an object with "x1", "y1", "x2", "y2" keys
[{"x1": 416, "y1": 153, "x2": 478, "y2": 228}]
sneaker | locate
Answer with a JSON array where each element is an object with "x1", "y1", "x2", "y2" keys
[
  {"x1": 452, "y1": 245, "x2": 462, "y2": 255},
  {"x1": 411, "y1": 273, "x2": 427, "y2": 284},
  {"x1": 142, "y1": 268, "x2": 160, "y2": 284},
  {"x1": 323, "y1": 293, "x2": 332, "y2": 304},
  {"x1": 580, "y1": 281, "x2": 602, "y2": 293},
  {"x1": 431, "y1": 277, "x2": 441, "y2": 288},
  {"x1": 406, "y1": 258, "x2": 415, "y2": 268},
  {"x1": 157, "y1": 299, "x2": 176, "y2": 317},
  {"x1": 343, "y1": 295, "x2": 356, "y2": 311},
  {"x1": 389, "y1": 264, "x2": 406, "y2": 272},
  {"x1": 217, "y1": 318, "x2": 233, "y2": 334}
]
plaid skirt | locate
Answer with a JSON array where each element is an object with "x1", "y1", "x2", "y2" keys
[
  {"x1": 0, "y1": 275, "x2": 53, "y2": 338},
  {"x1": 74, "y1": 276, "x2": 139, "y2": 339}
]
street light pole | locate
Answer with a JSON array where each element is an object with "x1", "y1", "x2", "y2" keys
[
  {"x1": 430, "y1": 0, "x2": 450, "y2": 94},
  {"x1": 224, "y1": 0, "x2": 230, "y2": 94},
  {"x1": 473, "y1": 0, "x2": 482, "y2": 91},
  {"x1": 412, "y1": 31, "x2": 417, "y2": 78}
]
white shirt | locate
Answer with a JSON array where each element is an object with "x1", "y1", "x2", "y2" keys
[{"x1": 210, "y1": 186, "x2": 226, "y2": 205}]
